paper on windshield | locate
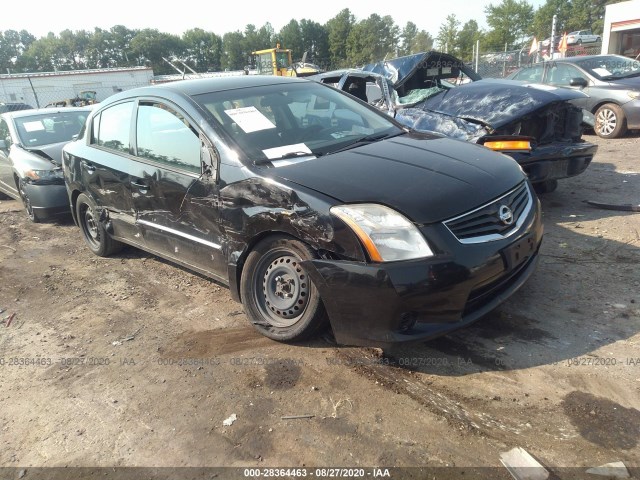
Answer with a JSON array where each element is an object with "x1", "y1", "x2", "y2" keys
[
  {"x1": 593, "y1": 67, "x2": 612, "y2": 77},
  {"x1": 23, "y1": 121, "x2": 45, "y2": 132},
  {"x1": 262, "y1": 143, "x2": 311, "y2": 160},
  {"x1": 224, "y1": 106, "x2": 275, "y2": 133}
]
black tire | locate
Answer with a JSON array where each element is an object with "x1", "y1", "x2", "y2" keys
[
  {"x1": 75, "y1": 193, "x2": 122, "y2": 257},
  {"x1": 533, "y1": 179, "x2": 558, "y2": 194},
  {"x1": 18, "y1": 178, "x2": 40, "y2": 223},
  {"x1": 240, "y1": 235, "x2": 328, "y2": 342},
  {"x1": 595, "y1": 103, "x2": 627, "y2": 139},
  {"x1": 577, "y1": 39, "x2": 582, "y2": 45}
]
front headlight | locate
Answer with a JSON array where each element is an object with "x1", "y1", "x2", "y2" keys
[
  {"x1": 24, "y1": 168, "x2": 63, "y2": 181},
  {"x1": 628, "y1": 91, "x2": 640, "y2": 100},
  {"x1": 331, "y1": 204, "x2": 434, "y2": 262}
]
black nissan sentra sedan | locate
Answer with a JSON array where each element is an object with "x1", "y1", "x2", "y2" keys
[{"x1": 62, "y1": 76, "x2": 543, "y2": 347}]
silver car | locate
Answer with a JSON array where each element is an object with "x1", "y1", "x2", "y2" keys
[{"x1": 0, "y1": 107, "x2": 92, "y2": 222}]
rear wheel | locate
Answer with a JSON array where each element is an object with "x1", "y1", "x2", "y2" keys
[
  {"x1": 18, "y1": 178, "x2": 40, "y2": 223},
  {"x1": 76, "y1": 193, "x2": 122, "y2": 256},
  {"x1": 240, "y1": 235, "x2": 328, "y2": 342},
  {"x1": 595, "y1": 103, "x2": 627, "y2": 139}
]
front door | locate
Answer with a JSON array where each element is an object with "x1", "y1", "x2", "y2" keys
[{"x1": 131, "y1": 100, "x2": 226, "y2": 280}]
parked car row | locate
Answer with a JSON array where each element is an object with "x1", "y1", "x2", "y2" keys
[
  {"x1": 49, "y1": 75, "x2": 544, "y2": 347},
  {"x1": 310, "y1": 51, "x2": 598, "y2": 193}
]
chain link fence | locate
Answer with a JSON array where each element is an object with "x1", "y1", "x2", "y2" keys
[{"x1": 475, "y1": 43, "x2": 602, "y2": 79}]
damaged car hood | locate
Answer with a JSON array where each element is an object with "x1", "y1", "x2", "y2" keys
[
  {"x1": 415, "y1": 79, "x2": 589, "y2": 130},
  {"x1": 267, "y1": 133, "x2": 525, "y2": 224},
  {"x1": 363, "y1": 51, "x2": 481, "y2": 89},
  {"x1": 20, "y1": 141, "x2": 67, "y2": 165}
]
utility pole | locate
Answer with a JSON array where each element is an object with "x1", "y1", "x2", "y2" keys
[{"x1": 550, "y1": 14, "x2": 557, "y2": 57}]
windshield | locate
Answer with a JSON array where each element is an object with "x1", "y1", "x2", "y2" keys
[
  {"x1": 14, "y1": 110, "x2": 90, "y2": 148},
  {"x1": 193, "y1": 82, "x2": 402, "y2": 163},
  {"x1": 574, "y1": 55, "x2": 640, "y2": 80}
]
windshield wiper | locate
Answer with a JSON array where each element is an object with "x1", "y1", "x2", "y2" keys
[
  {"x1": 327, "y1": 130, "x2": 407, "y2": 155},
  {"x1": 254, "y1": 151, "x2": 318, "y2": 165}
]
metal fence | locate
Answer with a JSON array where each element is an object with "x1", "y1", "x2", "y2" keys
[{"x1": 475, "y1": 44, "x2": 602, "y2": 79}]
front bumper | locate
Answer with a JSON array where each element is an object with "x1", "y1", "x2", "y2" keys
[
  {"x1": 24, "y1": 183, "x2": 70, "y2": 219},
  {"x1": 303, "y1": 196, "x2": 544, "y2": 347},
  {"x1": 507, "y1": 141, "x2": 597, "y2": 184},
  {"x1": 622, "y1": 99, "x2": 640, "y2": 130}
]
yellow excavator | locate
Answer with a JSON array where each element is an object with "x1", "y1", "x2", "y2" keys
[{"x1": 252, "y1": 45, "x2": 321, "y2": 77}]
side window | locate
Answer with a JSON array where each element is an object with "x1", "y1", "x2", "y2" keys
[
  {"x1": 0, "y1": 119, "x2": 10, "y2": 145},
  {"x1": 92, "y1": 102, "x2": 133, "y2": 153},
  {"x1": 136, "y1": 102, "x2": 201, "y2": 174},
  {"x1": 548, "y1": 64, "x2": 585, "y2": 86},
  {"x1": 514, "y1": 65, "x2": 544, "y2": 82}
]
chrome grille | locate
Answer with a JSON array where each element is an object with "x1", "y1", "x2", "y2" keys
[{"x1": 444, "y1": 182, "x2": 532, "y2": 244}]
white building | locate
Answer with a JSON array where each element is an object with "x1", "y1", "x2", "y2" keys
[
  {"x1": 0, "y1": 67, "x2": 154, "y2": 107},
  {"x1": 601, "y1": 0, "x2": 640, "y2": 58}
]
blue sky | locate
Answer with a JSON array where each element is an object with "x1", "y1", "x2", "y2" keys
[{"x1": 3, "y1": 0, "x2": 547, "y2": 39}]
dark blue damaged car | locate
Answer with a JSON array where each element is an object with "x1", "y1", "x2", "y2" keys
[
  {"x1": 311, "y1": 51, "x2": 598, "y2": 193},
  {"x1": 63, "y1": 75, "x2": 543, "y2": 347}
]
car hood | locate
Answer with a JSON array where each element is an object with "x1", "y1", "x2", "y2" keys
[
  {"x1": 363, "y1": 51, "x2": 482, "y2": 89},
  {"x1": 268, "y1": 133, "x2": 526, "y2": 224},
  {"x1": 416, "y1": 79, "x2": 589, "y2": 129},
  {"x1": 608, "y1": 76, "x2": 640, "y2": 89},
  {"x1": 19, "y1": 141, "x2": 67, "y2": 165}
]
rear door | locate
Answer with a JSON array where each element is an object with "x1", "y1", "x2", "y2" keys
[
  {"x1": 131, "y1": 99, "x2": 225, "y2": 279},
  {"x1": 82, "y1": 100, "x2": 139, "y2": 239}
]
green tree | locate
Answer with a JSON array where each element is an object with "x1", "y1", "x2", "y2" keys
[
  {"x1": 299, "y1": 19, "x2": 329, "y2": 63},
  {"x1": 130, "y1": 29, "x2": 185, "y2": 74},
  {"x1": 484, "y1": 0, "x2": 534, "y2": 49},
  {"x1": 531, "y1": 0, "x2": 573, "y2": 40},
  {"x1": 221, "y1": 30, "x2": 246, "y2": 70},
  {"x1": 399, "y1": 22, "x2": 419, "y2": 56},
  {"x1": 326, "y1": 8, "x2": 355, "y2": 67},
  {"x1": 278, "y1": 19, "x2": 303, "y2": 54},
  {"x1": 0, "y1": 30, "x2": 36, "y2": 72},
  {"x1": 346, "y1": 14, "x2": 399, "y2": 65},
  {"x1": 412, "y1": 31, "x2": 434, "y2": 53},
  {"x1": 458, "y1": 20, "x2": 482, "y2": 61},
  {"x1": 436, "y1": 14, "x2": 461, "y2": 54},
  {"x1": 182, "y1": 28, "x2": 222, "y2": 72}
]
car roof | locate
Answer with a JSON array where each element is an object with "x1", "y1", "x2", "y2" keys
[
  {"x1": 1, "y1": 106, "x2": 94, "y2": 119},
  {"x1": 153, "y1": 75, "x2": 310, "y2": 96}
]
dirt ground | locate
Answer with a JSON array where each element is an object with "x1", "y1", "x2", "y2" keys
[{"x1": 1, "y1": 132, "x2": 639, "y2": 479}]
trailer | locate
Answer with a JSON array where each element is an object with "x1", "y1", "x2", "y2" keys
[{"x1": 0, "y1": 67, "x2": 154, "y2": 108}]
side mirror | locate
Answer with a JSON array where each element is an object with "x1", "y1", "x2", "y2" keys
[
  {"x1": 570, "y1": 77, "x2": 588, "y2": 88},
  {"x1": 200, "y1": 144, "x2": 217, "y2": 178}
]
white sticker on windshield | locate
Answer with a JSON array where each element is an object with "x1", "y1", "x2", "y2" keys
[
  {"x1": 224, "y1": 106, "x2": 275, "y2": 133},
  {"x1": 426, "y1": 68, "x2": 439, "y2": 76},
  {"x1": 593, "y1": 67, "x2": 612, "y2": 77},
  {"x1": 351, "y1": 125, "x2": 374, "y2": 135},
  {"x1": 262, "y1": 143, "x2": 311, "y2": 160},
  {"x1": 442, "y1": 67, "x2": 452, "y2": 74},
  {"x1": 23, "y1": 120, "x2": 45, "y2": 132}
]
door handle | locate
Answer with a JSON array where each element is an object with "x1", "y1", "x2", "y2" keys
[{"x1": 130, "y1": 179, "x2": 149, "y2": 189}]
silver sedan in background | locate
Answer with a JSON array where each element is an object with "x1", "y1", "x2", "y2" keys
[{"x1": 0, "y1": 107, "x2": 92, "y2": 222}]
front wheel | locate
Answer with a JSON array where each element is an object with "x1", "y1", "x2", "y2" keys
[
  {"x1": 595, "y1": 103, "x2": 627, "y2": 139},
  {"x1": 240, "y1": 235, "x2": 328, "y2": 342},
  {"x1": 76, "y1": 193, "x2": 122, "y2": 257},
  {"x1": 18, "y1": 178, "x2": 40, "y2": 223}
]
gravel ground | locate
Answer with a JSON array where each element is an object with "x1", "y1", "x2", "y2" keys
[{"x1": 0, "y1": 132, "x2": 638, "y2": 479}]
